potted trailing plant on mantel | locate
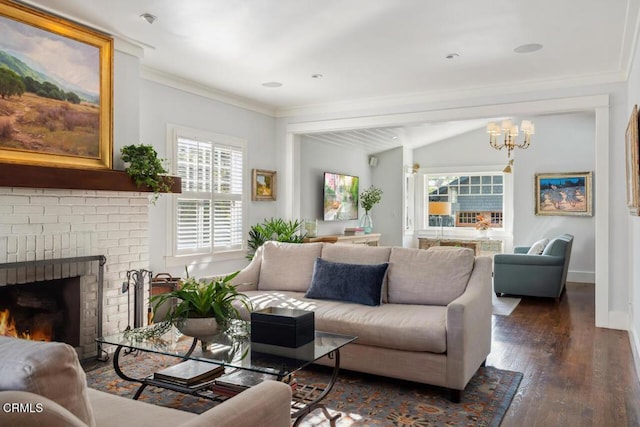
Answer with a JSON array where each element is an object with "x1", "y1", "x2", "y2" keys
[
  {"x1": 149, "y1": 271, "x2": 252, "y2": 344},
  {"x1": 359, "y1": 185, "x2": 383, "y2": 234},
  {"x1": 120, "y1": 144, "x2": 172, "y2": 204}
]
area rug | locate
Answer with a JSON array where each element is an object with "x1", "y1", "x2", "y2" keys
[
  {"x1": 492, "y1": 294, "x2": 521, "y2": 316},
  {"x1": 85, "y1": 352, "x2": 522, "y2": 426}
]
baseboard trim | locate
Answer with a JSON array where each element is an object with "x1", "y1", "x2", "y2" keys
[
  {"x1": 608, "y1": 310, "x2": 629, "y2": 331},
  {"x1": 629, "y1": 326, "x2": 640, "y2": 383},
  {"x1": 567, "y1": 271, "x2": 595, "y2": 283}
]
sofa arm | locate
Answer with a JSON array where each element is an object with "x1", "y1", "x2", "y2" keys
[
  {"x1": 230, "y1": 244, "x2": 265, "y2": 292},
  {"x1": 0, "y1": 391, "x2": 87, "y2": 427},
  {"x1": 181, "y1": 380, "x2": 292, "y2": 427},
  {"x1": 494, "y1": 253, "x2": 564, "y2": 267},
  {"x1": 513, "y1": 246, "x2": 530, "y2": 254},
  {"x1": 445, "y1": 256, "x2": 492, "y2": 390}
]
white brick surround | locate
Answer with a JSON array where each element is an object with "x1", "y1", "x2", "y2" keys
[{"x1": 0, "y1": 187, "x2": 150, "y2": 358}]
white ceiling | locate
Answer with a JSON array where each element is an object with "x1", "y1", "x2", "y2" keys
[{"x1": 16, "y1": 0, "x2": 639, "y2": 151}]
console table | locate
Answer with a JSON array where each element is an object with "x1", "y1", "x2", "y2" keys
[
  {"x1": 418, "y1": 237, "x2": 503, "y2": 256},
  {"x1": 305, "y1": 233, "x2": 381, "y2": 246}
]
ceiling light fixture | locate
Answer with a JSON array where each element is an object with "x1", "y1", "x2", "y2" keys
[
  {"x1": 311, "y1": 74, "x2": 323, "y2": 79},
  {"x1": 261, "y1": 81, "x2": 283, "y2": 88},
  {"x1": 445, "y1": 53, "x2": 459, "y2": 59},
  {"x1": 513, "y1": 43, "x2": 543, "y2": 54},
  {"x1": 139, "y1": 13, "x2": 157, "y2": 24},
  {"x1": 487, "y1": 119, "x2": 535, "y2": 173}
]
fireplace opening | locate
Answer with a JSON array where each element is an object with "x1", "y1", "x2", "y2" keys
[{"x1": 0, "y1": 277, "x2": 81, "y2": 346}]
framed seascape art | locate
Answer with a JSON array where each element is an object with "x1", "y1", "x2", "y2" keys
[
  {"x1": 252, "y1": 169, "x2": 277, "y2": 201},
  {"x1": 535, "y1": 172, "x2": 593, "y2": 216},
  {"x1": 626, "y1": 104, "x2": 640, "y2": 215},
  {"x1": 0, "y1": 0, "x2": 113, "y2": 169}
]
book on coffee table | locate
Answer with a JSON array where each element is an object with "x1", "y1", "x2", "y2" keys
[
  {"x1": 213, "y1": 370, "x2": 278, "y2": 394},
  {"x1": 154, "y1": 360, "x2": 224, "y2": 386}
]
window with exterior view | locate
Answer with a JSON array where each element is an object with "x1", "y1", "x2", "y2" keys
[
  {"x1": 172, "y1": 126, "x2": 245, "y2": 257},
  {"x1": 425, "y1": 173, "x2": 504, "y2": 230}
]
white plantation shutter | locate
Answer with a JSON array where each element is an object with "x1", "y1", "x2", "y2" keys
[
  {"x1": 173, "y1": 130, "x2": 245, "y2": 256},
  {"x1": 212, "y1": 144, "x2": 243, "y2": 251}
]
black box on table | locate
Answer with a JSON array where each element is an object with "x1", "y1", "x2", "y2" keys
[{"x1": 250, "y1": 307, "x2": 314, "y2": 348}]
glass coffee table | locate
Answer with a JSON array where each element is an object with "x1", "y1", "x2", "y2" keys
[{"x1": 97, "y1": 323, "x2": 357, "y2": 426}]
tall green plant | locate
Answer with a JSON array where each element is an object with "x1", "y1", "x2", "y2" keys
[{"x1": 247, "y1": 218, "x2": 307, "y2": 260}]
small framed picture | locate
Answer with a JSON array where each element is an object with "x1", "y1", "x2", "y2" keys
[
  {"x1": 535, "y1": 172, "x2": 593, "y2": 216},
  {"x1": 252, "y1": 169, "x2": 277, "y2": 201}
]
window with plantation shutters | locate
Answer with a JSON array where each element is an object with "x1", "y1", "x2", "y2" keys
[{"x1": 171, "y1": 127, "x2": 245, "y2": 257}]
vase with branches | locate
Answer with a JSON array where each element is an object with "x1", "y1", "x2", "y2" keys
[{"x1": 359, "y1": 185, "x2": 383, "y2": 234}]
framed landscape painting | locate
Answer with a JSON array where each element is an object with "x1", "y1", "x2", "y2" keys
[
  {"x1": 0, "y1": 0, "x2": 113, "y2": 169},
  {"x1": 535, "y1": 172, "x2": 593, "y2": 216},
  {"x1": 252, "y1": 169, "x2": 277, "y2": 201},
  {"x1": 626, "y1": 104, "x2": 640, "y2": 215}
]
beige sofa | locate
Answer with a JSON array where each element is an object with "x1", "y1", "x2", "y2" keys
[
  {"x1": 231, "y1": 241, "x2": 492, "y2": 401},
  {"x1": 0, "y1": 336, "x2": 292, "y2": 427}
]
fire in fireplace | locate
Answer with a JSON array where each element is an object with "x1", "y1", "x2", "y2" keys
[{"x1": 0, "y1": 277, "x2": 80, "y2": 345}]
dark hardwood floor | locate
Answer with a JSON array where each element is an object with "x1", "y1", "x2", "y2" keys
[{"x1": 489, "y1": 283, "x2": 640, "y2": 426}]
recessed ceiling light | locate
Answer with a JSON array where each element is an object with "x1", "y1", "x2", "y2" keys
[
  {"x1": 445, "y1": 53, "x2": 459, "y2": 59},
  {"x1": 311, "y1": 74, "x2": 323, "y2": 79},
  {"x1": 262, "y1": 81, "x2": 283, "y2": 88},
  {"x1": 514, "y1": 43, "x2": 543, "y2": 53},
  {"x1": 140, "y1": 13, "x2": 157, "y2": 24}
]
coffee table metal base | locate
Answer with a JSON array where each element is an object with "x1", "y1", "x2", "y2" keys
[{"x1": 109, "y1": 340, "x2": 345, "y2": 425}]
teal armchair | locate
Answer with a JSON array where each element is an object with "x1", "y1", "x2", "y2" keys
[{"x1": 493, "y1": 234, "x2": 574, "y2": 300}]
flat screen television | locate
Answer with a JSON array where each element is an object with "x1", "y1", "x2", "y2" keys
[{"x1": 323, "y1": 172, "x2": 359, "y2": 221}]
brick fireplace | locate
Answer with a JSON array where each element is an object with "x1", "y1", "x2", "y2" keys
[{"x1": 0, "y1": 187, "x2": 151, "y2": 359}]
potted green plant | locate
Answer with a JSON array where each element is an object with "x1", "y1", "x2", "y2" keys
[
  {"x1": 150, "y1": 271, "x2": 252, "y2": 342},
  {"x1": 359, "y1": 185, "x2": 383, "y2": 234},
  {"x1": 120, "y1": 144, "x2": 172, "y2": 204},
  {"x1": 247, "y1": 218, "x2": 307, "y2": 260}
]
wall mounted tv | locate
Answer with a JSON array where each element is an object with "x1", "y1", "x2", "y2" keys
[{"x1": 323, "y1": 172, "x2": 359, "y2": 221}]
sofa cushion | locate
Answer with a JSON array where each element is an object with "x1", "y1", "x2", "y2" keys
[
  {"x1": 387, "y1": 247, "x2": 474, "y2": 305},
  {"x1": 242, "y1": 290, "x2": 447, "y2": 353},
  {"x1": 0, "y1": 337, "x2": 96, "y2": 426},
  {"x1": 320, "y1": 244, "x2": 392, "y2": 302},
  {"x1": 258, "y1": 241, "x2": 323, "y2": 292},
  {"x1": 305, "y1": 258, "x2": 388, "y2": 306}
]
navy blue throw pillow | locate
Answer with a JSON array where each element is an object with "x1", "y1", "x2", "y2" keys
[{"x1": 305, "y1": 258, "x2": 389, "y2": 306}]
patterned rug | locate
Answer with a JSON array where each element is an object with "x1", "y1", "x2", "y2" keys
[{"x1": 84, "y1": 352, "x2": 522, "y2": 426}]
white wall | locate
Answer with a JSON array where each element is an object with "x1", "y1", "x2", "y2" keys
[
  {"x1": 299, "y1": 137, "x2": 370, "y2": 236},
  {"x1": 139, "y1": 79, "x2": 276, "y2": 278},
  {"x1": 371, "y1": 147, "x2": 404, "y2": 247},
  {"x1": 626, "y1": 18, "x2": 640, "y2": 380},
  {"x1": 413, "y1": 113, "x2": 596, "y2": 282}
]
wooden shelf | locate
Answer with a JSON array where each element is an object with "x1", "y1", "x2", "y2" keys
[
  {"x1": 0, "y1": 162, "x2": 181, "y2": 193},
  {"x1": 305, "y1": 233, "x2": 381, "y2": 246}
]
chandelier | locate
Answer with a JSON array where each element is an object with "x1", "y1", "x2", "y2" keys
[{"x1": 487, "y1": 119, "x2": 534, "y2": 172}]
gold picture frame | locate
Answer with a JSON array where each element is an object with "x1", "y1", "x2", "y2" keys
[
  {"x1": 0, "y1": 0, "x2": 113, "y2": 169},
  {"x1": 626, "y1": 104, "x2": 640, "y2": 215},
  {"x1": 252, "y1": 169, "x2": 276, "y2": 201},
  {"x1": 535, "y1": 172, "x2": 593, "y2": 216}
]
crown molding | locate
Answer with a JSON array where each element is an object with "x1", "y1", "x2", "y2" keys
[
  {"x1": 140, "y1": 66, "x2": 276, "y2": 117},
  {"x1": 275, "y1": 71, "x2": 626, "y2": 118}
]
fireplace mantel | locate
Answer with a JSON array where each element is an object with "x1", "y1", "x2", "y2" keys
[{"x1": 0, "y1": 163, "x2": 181, "y2": 193}]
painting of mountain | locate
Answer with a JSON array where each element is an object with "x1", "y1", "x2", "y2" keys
[{"x1": 0, "y1": 4, "x2": 110, "y2": 167}]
